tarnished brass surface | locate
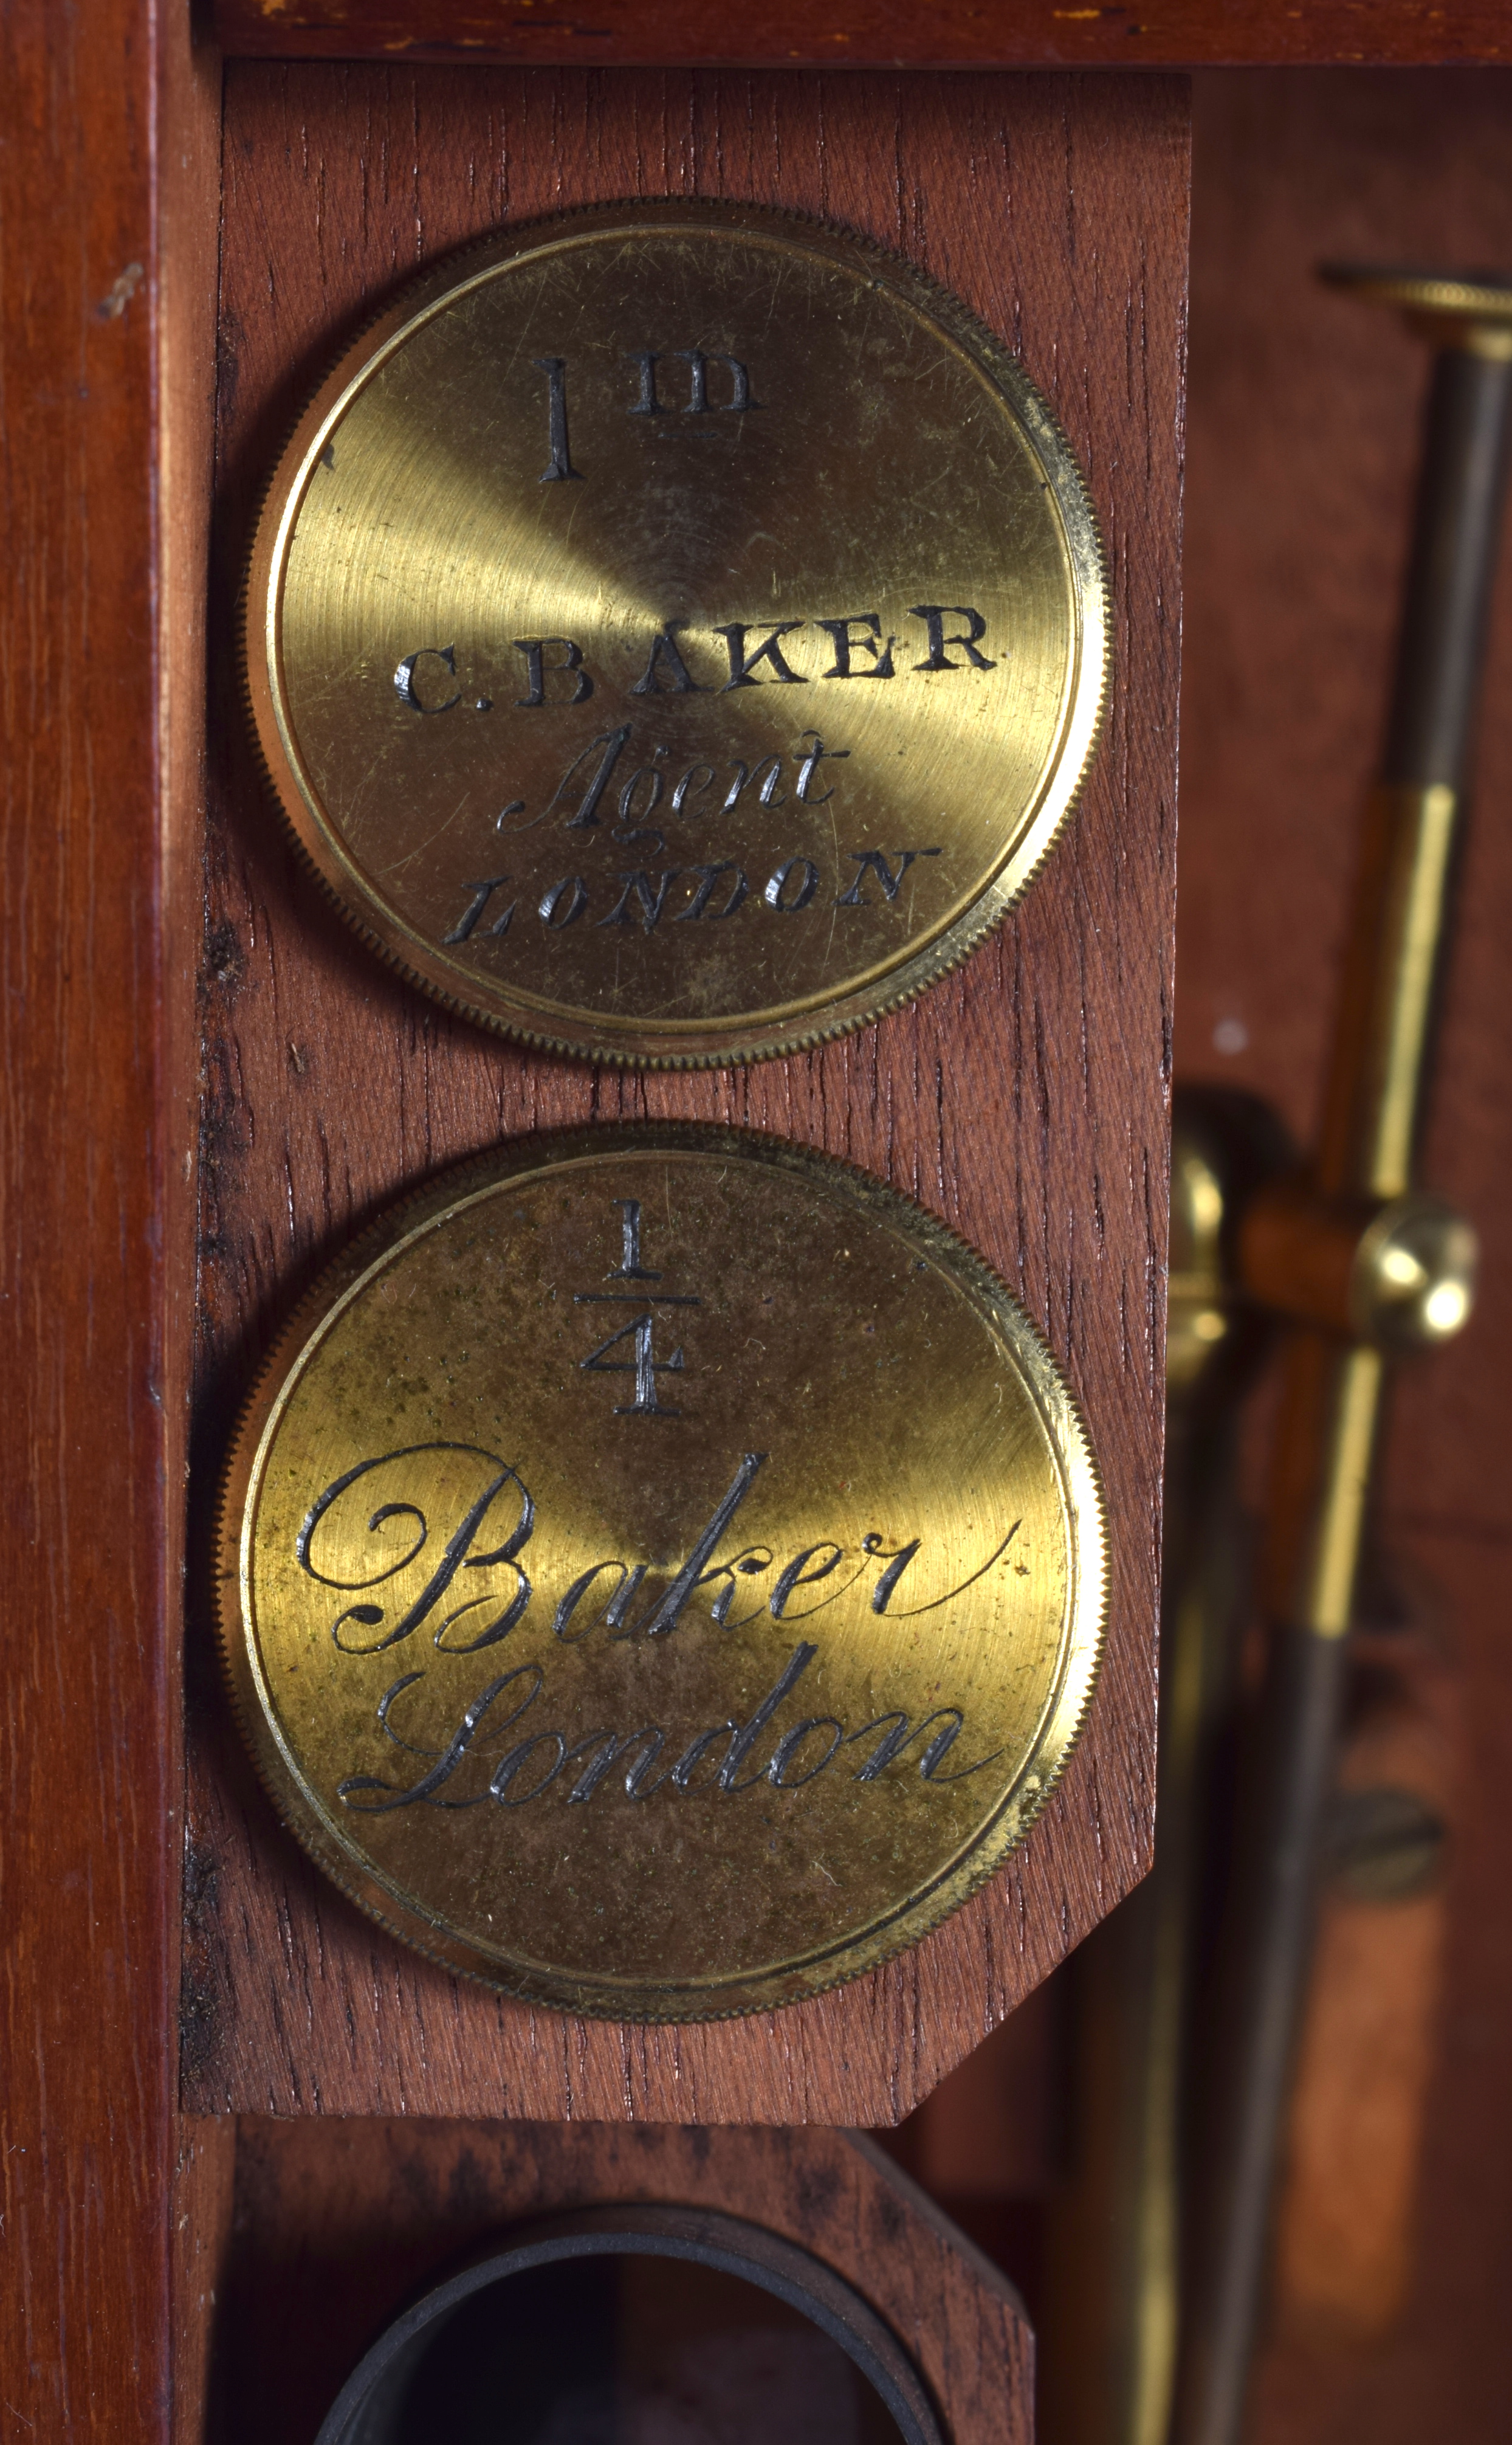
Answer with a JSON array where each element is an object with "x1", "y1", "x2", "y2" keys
[
  {"x1": 1318, "y1": 784, "x2": 1461, "y2": 1201},
  {"x1": 219, "y1": 1126, "x2": 1107, "y2": 2018},
  {"x1": 1321, "y1": 263, "x2": 1512, "y2": 358},
  {"x1": 246, "y1": 202, "x2": 1107, "y2": 1066},
  {"x1": 1166, "y1": 1134, "x2": 1231, "y2": 1395}
]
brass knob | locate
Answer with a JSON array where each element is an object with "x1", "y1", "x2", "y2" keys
[
  {"x1": 1352, "y1": 1192, "x2": 1477, "y2": 1348},
  {"x1": 1239, "y1": 1180, "x2": 1477, "y2": 1352}
]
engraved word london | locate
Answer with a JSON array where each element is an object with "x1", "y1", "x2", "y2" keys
[
  {"x1": 248, "y1": 205, "x2": 1108, "y2": 1063},
  {"x1": 303, "y1": 1197, "x2": 1015, "y2": 1823},
  {"x1": 222, "y1": 1133, "x2": 1107, "y2": 2014}
]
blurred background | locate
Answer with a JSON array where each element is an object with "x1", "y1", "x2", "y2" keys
[{"x1": 881, "y1": 66, "x2": 1512, "y2": 2445}]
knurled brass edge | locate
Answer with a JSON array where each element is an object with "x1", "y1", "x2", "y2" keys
[
  {"x1": 1321, "y1": 260, "x2": 1512, "y2": 324},
  {"x1": 213, "y1": 1119, "x2": 1112, "y2": 2023},
  {"x1": 233, "y1": 197, "x2": 1112, "y2": 1072}
]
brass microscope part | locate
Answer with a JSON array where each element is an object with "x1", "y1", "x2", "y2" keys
[
  {"x1": 1172, "y1": 266, "x2": 1508, "y2": 2445},
  {"x1": 246, "y1": 200, "x2": 1108, "y2": 1068},
  {"x1": 219, "y1": 1123, "x2": 1108, "y2": 2020}
]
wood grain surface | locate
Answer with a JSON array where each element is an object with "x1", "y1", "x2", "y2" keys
[
  {"x1": 182, "y1": 64, "x2": 1186, "y2": 2122},
  {"x1": 205, "y1": 2118, "x2": 1033, "y2": 2443},
  {"x1": 210, "y1": 0, "x2": 1511, "y2": 72},
  {"x1": 0, "y1": 1, "x2": 216, "y2": 2436}
]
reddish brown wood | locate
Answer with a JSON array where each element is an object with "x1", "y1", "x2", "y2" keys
[
  {"x1": 1271, "y1": 1630, "x2": 1459, "y2": 2342},
  {"x1": 208, "y1": 2119, "x2": 1033, "y2": 2443},
  {"x1": 1177, "y1": 67, "x2": 1512, "y2": 2445},
  {"x1": 0, "y1": 2, "x2": 216, "y2": 2436},
  {"x1": 181, "y1": 65, "x2": 1184, "y2": 2122},
  {"x1": 174, "y1": 2120, "x2": 238, "y2": 2445},
  {"x1": 211, "y1": 0, "x2": 1510, "y2": 71}
]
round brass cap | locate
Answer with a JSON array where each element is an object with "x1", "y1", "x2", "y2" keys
[
  {"x1": 1351, "y1": 1192, "x2": 1478, "y2": 1351},
  {"x1": 218, "y1": 1125, "x2": 1108, "y2": 2020},
  {"x1": 1321, "y1": 261, "x2": 1512, "y2": 359},
  {"x1": 1320, "y1": 262, "x2": 1512, "y2": 325},
  {"x1": 246, "y1": 201, "x2": 1108, "y2": 1068}
]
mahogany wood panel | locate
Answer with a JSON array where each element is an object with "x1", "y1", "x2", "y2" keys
[
  {"x1": 175, "y1": 2120, "x2": 238, "y2": 2445},
  {"x1": 0, "y1": 2, "x2": 216, "y2": 2438},
  {"x1": 182, "y1": 63, "x2": 1184, "y2": 2122},
  {"x1": 1178, "y1": 67, "x2": 1512, "y2": 2445},
  {"x1": 206, "y1": 2119, "x2": 1033, "y2": 2444},
  {"x1": 211, "y1": 0, "x2": 1511, "y2": 72}
]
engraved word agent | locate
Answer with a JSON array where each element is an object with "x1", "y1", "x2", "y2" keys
[{"x1": 246, "y1": 202, "x2": 1107, "y2": 1064}]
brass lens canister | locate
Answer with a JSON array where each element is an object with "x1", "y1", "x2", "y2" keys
[
  {"x1": 246, "y1": 201, "x2": 1108, "y2": 1067},
  {"x1": 219, "y1": 1127, "x2": 1108, "y2": 2019}
]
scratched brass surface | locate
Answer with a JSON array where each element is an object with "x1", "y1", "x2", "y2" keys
[
  {"x1": 219, "y1": 1127, "x2": 1108, "y2": 2018},
  {"x1": 246, "y1": 202, "x2": 1108, "y2": 1066}
]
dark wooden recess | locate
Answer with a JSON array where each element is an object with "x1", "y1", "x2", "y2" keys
[
  {"x1": 200, "y1": 2119, "x2": 1033, "y2": 2443},
  {"x1": 1177, "y1": 70, "x2": 1512, "y2": 2445},
  {"x1": 211, "y1": 0, "x2": 1511, "y2": 72},
  {"x1": 181, "y1": 65, "x2": 1186, "y2": 2123}
]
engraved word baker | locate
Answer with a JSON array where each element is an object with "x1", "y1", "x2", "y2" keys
[
  {"x1": 220, "y1": 1126, "x2": 1107, "y2": 2018},
  {"x1": 246, "y1": 201, "x2": 1108, "y2": 1066}
]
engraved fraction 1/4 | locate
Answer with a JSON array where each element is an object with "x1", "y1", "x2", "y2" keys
[
  {"x1": 220, "y1": 1128, "x2": 1108, "y2": 2018},
  {"x1": 247, "y1": 202, "x2": 1108, "y2": 1064}
]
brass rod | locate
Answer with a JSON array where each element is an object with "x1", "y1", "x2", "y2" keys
[
  {"x1": 1269, "y1": 1337, "x2": 1386, "y2": 1640},
  {"x1": 1319, "y1": 782, "x2": 1458, "y2": 1201},
  {"x1": 1043, "y1": 1095, "x2": 1288, "y2": 2445},
  {"x1": 1381, "y1": 335, "x2": 1512, "y2": 790},
  {"x1": 1171, "y1": 278, "x2": 1512, "y2": 2445}
]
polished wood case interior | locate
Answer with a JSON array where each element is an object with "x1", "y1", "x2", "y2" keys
[
  {"x1": 183, "y1": 63, "x2": 1183, "y2": 2126},
  {"x1": 187, "y1": 2120, "x2": 1033, "y2": 2445}
]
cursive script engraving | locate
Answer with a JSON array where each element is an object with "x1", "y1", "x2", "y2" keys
[
  {"x1": 794, "y1": 734, "x2": 850, "y2": 802},
  {"x1": 426, "y1": 698, "x2": 955, "y2": 964},
  {"x1": 299, "y1": 1438, "x2": 1024, "y2": 1650},
  {"x1": 299, "y1": 1429, "x2": 1025, "y2": 1828},
  {"x1": 337, "y1": 1637, "x2": 1003, "y2": 1815},
  {"x1": 297, "y1": 1442, "x2": 537, "y2": 1657}
]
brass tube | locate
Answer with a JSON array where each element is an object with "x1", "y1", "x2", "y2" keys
[
  {"x1": 1044, "y1": 1094, "x2": 1289, "y2": 2445},
  {"x1": 1268, "y1": 1337, "x2": 1386, "y2": 1643},
  {"x1": 1172, "y1": 283, "x2": 1512, "y2": 2445},
  {"x1": 1320, "y1": 781, "x2": 1458, "y2": 1202}
]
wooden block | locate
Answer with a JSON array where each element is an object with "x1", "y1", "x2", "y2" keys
[
  {"x1": 208, "y1": 0, "x2": 1512, "y2": 73},
  {"x1": 182, "y1": 63, "x2": 1186, "y2": 2122},
  {"x1": 209, "y1": 2118, "x2": 1033, "y2": 2444},
  {"x1": 0, "y1": 0, "x2": 218, "y2": 2432}
]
